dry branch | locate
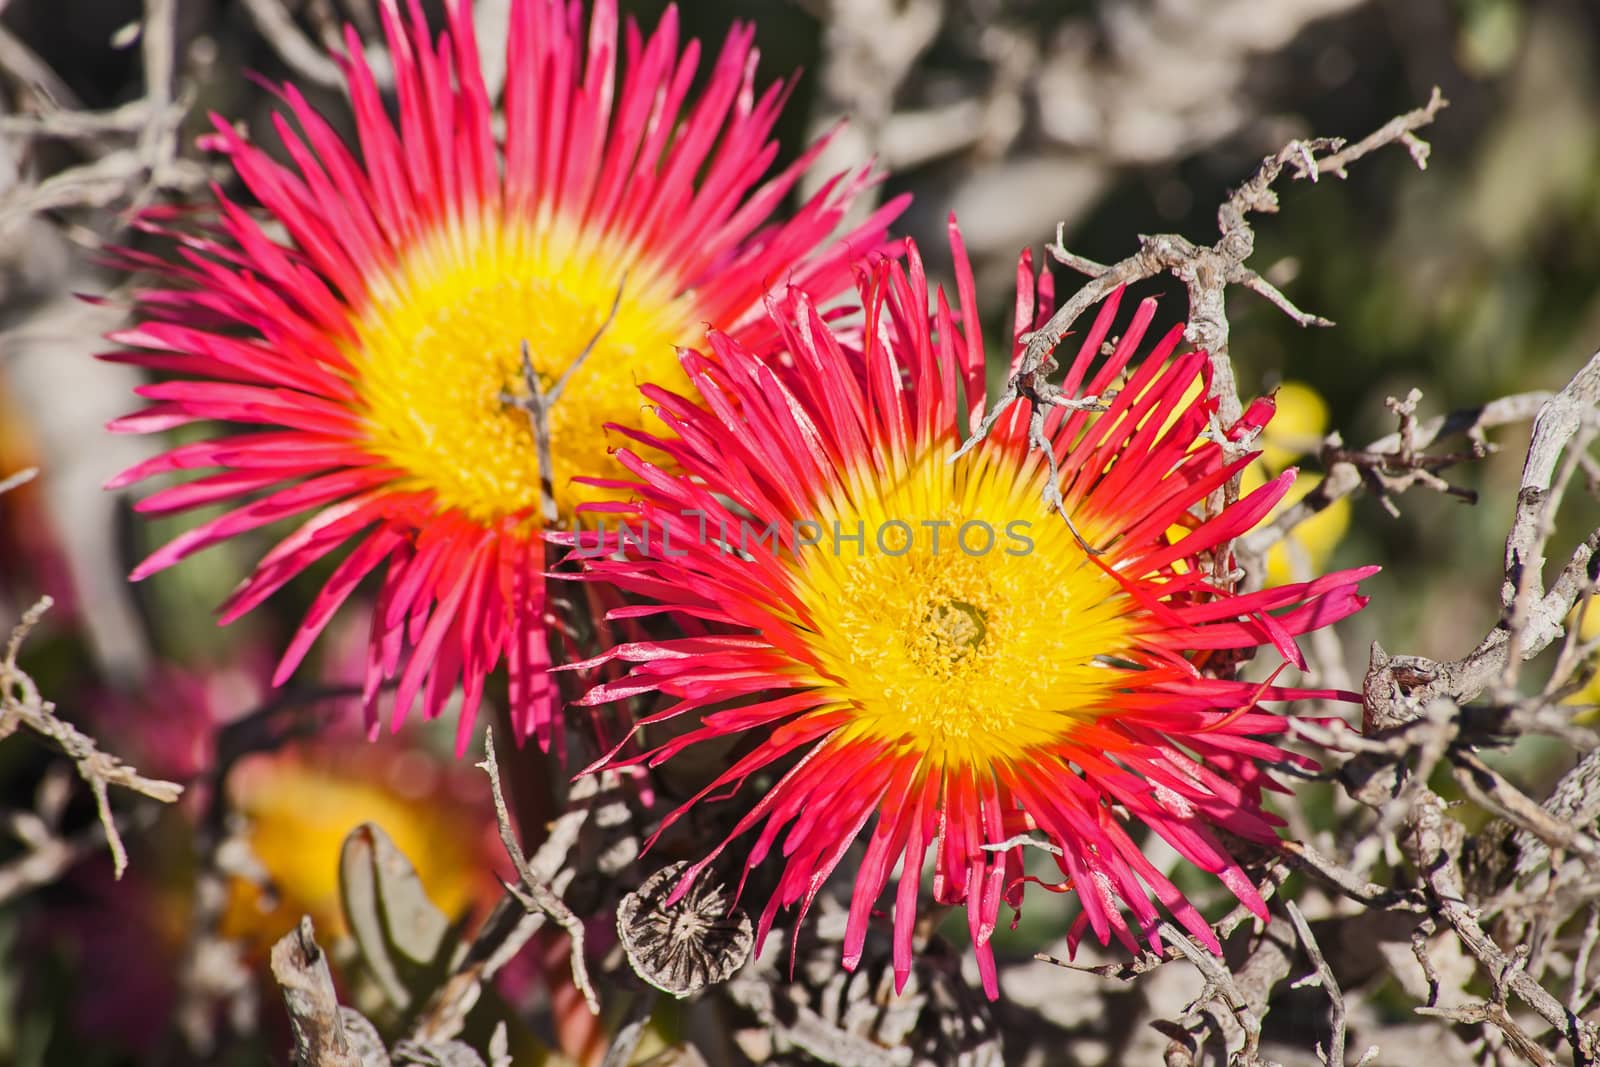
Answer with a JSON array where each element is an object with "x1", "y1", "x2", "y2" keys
[
  {"x1": 478, "y1": 726, "x2": 599, "y2": 1015},
  {"x1": 952, "y1": 87, "x2": 1448, "y2": 563},
  {"x1": 270, "y1": 917, "x2": 365, "y2": 1067},
  {"x1": 0, "y1": 593, "x2": 182, "y2": 883}
]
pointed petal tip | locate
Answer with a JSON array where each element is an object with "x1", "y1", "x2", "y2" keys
[
  {"x1": 126, "y1": 554, "x2": 168, "y2": 582},
  {"x1": 270, "y1": 656, "x2": 298, "y2": 689},
  {"x1": 892, "y1": 965, "x2": 911, "y2": 996}
]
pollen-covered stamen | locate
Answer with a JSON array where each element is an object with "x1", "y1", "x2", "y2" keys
[
  {"x1": 804, "y1": 448, "x2": 1138, "y2": 759},
  {"x1": 922, "y1": 599, "x2": 988, "y2": 655}
]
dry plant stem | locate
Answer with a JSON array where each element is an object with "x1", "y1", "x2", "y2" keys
[
  {"x1": 1518, "y1": 747, "x2": 1600, "y2": 878},
  {"x1": 1500, "y1": 349, "x2": 1600, "y2": 686},
  {"x1": 478, "y1": 726, "x2": 599, "y2": 1015},
  {"x1": 503, "y1": 279, "x2": 624, "y2": 527},
  {"x1": 1451, "y1": 750, "x2": 1600, "y2": 861},
  {"x1": 271, "y1": 918, "x2": 363, "y2": 1067},
  {"x1": 0, "y1": 810, "x2": 142, "y2": 904},
  {"x1": 1159, "y1": 918, "x2": 1293, "y2": 1067},
  {"x1": 1239, "y1": 390, "x2": 1555, "y2": 559},
  {"x1": 1034, "y1": 948, "x2": 1176, "y2": 981},
  {"x1": 0, "y1": 596, "x2": 182, "y2": 879},
  {"x1": 1285, "y1": 900, "x2": 1355, "y2": 1067},
  {"x1": 241, "y1": 0, "x2": 348, "y2": 89},
  {"x1": 1574, "y1": 905, "x2": 1600, "y2": 1015},
  {"x1": 1405, "y1": 793, "x2": 1599, "y2": 1062},
  {"x1": 600, "y1": 990, "x2": 659, "y2": 1067},
  {"x1": 1314, "y1": 89, "x2": 1446, "y2": 175},
  {"x1": 953, "y1": 88, "x2": 1447, "y2": 498},
  {"x1": 0, "y1": 99, "x2": 186, "y2": 138},
  {"x1": 0, "y1": 0, "x2": 206, "y2": 231},
  {"x1": 137, "y1": 0, "x2": 177, "y2": 178},
  {"x1": 0, "y1": 17, "x2": 78, "y2": 106},
  {"x1": 1416, "y1": 1000, "x2": 1555, "y2": 1067},
  {"x1": 1331, "y1": 350, "x2": 1600, "y2": 1067},
  {"x1": 1366, "y1": 353, "x2": 1600, "y2": 731},
  {"x1": 410, "y1": 794, "x2": 593, "y2": 1041},
  {"x1": 1276, "y1": 837, "x2": 1423, "y2": 912}
]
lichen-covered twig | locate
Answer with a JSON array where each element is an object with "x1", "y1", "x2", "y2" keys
[
  {"x1": 0, "y1": 595, "x2": 182, "y2": 881},
  {"x1": 1406, "y1": 794, "x2": 1599, "y2": 1063},
  {"x1": 953, "y1": 88, "x2": 1449, "y2": 491}
]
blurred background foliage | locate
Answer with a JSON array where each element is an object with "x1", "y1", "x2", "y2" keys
[{"x1": 4, "y1": 0, "x2": 1600, "y2": 1063}]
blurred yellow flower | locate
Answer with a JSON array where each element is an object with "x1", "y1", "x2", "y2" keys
[
  {"x1": 219, "y1": 741, "x2": 502, "y2": 955},
  {"x1": 1258, "y1": 381, "x2": 1331, "y2": 473},
  {"x1": 1562, "y1": 601, "x2": 1600, "y2": 717},
  {"x1": 1251, "y1": 381, "x2": 1348, "y2": 586}
]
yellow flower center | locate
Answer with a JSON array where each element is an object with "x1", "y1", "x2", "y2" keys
[
  {"x1": 347, "y1": 222, "x2": 698, "y2": 524},
  {"x1": 791, "y1": 446, "x2": 1138, "y2": 768}
]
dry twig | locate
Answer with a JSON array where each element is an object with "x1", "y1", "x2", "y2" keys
[
  {"x1": 270, "y1": 918, "x2": 365, "y2": 1067},
  {"x1": 478, "y1": 726, "x2": 599, "y2": 1015},
  {"x1": 0, "y1": 595, "x2": 182, "y2": 881}
]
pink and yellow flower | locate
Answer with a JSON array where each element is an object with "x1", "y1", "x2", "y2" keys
[
  {"x1": 573, "y1": 221, "x2": 1377, "y2": 997},
  {"x1": 105, "y1": 0, "x2": 902, "y2": 752}
]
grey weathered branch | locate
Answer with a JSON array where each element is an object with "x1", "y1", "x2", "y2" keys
[
  {"x1": 1239, "y1": 390, "x2": 1555, "y2": 559},
  {"x1": 478, "y1": 727, "x2": 599, "y2": 1015},
  {"x1": 1363, "y1": 352, "x2": 1600, "y2": 731},
  {"x1": 270, "y1": 918, "x2": 366, "y2": 1067},
  {"x1": 0, "y1": 595, "x2": 182, "y2": 881},
  {"x1": 240, "y1": 0, "x2": 347, "y2": 89},
  {"x1": 952, "y1": 88, "x2": 1448, "y2": 543},
  {"x1": 410, "y1": 770, "x2": 599, "y2": 1042},
  {"x1": 1405, "y1": 793, "x2": 1599, "y2": 1062}
]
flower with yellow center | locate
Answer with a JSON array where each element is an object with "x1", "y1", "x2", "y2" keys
[
  {"x1": 573, "y1": 221, "x2": 1377, "y2": 998},
  {"x1": 105, "y1": 0, "x2": 904, "y2": 752}
]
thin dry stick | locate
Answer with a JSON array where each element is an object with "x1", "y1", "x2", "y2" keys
[
  {"x1": 1406, "y1": 793, "x2": 1598, "y2": 1061},
  {"x1": 0, "y1": 18, "x2": 79, "y2": 106},
  {"x1": 1362, "y1": 354, "x2": 1600, "y2": 735},
  {"x1": 0, "y1": 811, "x2": 144, "y2": 904},
  {"x1": 411, "y1": 791, "x2": 593, "y2": 1041},
  {"x1": 478, "y1": 727, "x2": 599, "y2": 1015},
  {"x1": 954, "y1": 89, "x2": 1447, "y2": 600},
  {"x1": 1286, "y1": 900, "x2": 1365, "y2": 1067},
  {"x1": 1499, "y1": 349, "x2": 1600, "y2": 687},
  {"x1": 0, "y1": 597, "x2": 182, "y2": 879},
  {"x1": 504, "y1": 276, "x2": 626, "y2": 527},
  {"x1": 1239, "y1": 390, "x2": 1554, "y2": 559},
  {"x1": 240, "y1": 0, "x2": 346, "y2": 89},
  {"x1": 954, "y1": 89, "x2": 1448, "y2": 469}
]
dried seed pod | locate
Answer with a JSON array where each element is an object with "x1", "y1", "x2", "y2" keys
[{"x1": 617, "y1": 861, "x2": 753, "y2": 998}]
